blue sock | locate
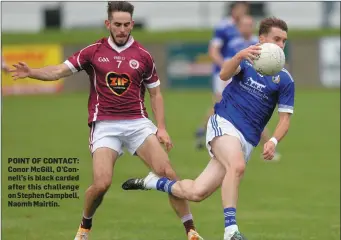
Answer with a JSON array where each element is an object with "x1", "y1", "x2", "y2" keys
[
  {"x1": 196, "y1": 128, "x2": 205, "y2": 137},
  {"x1": 156, "y1": 177, "x2": 176, "y2": 194},
  {"x1": 224, "y1": 207, "x2": 237, "y2": 227}
]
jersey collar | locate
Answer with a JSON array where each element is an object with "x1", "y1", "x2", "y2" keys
[{"x1": 107, "y1": 36, "x2": 135, "y2": 53}]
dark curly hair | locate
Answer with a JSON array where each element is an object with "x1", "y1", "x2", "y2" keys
[
  {"x1": 107, "y1": 1, "x2": 134, "y2": 19},
  {"x1": 259, "y1": 17, "x2": 288, "y2": 36}
]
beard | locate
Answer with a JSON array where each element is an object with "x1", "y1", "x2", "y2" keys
[{"x1": 110, "y1": 31, "x2": 131, "y2": 47}]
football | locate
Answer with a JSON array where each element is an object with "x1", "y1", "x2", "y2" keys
[{"x1": 252, "y1": 42, "x2": 286, "y2": 76}]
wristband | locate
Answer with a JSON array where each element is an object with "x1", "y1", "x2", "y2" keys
[{"x1": 269, "y1": 137, "x2": 278, "y2": 146}]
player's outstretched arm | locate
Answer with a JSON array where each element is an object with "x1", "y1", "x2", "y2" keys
[
  {"x1": 147, "y1": 86, "x2": 173, "y2": 152},
  {"x1": 263, "y1": 112, "x2": 291, "y2": 160},
  {"x1": 219, "y1": 55, "x2": 243, "y2": 81},
  {"x1": 220, "y1": 45, "x2": 261, "y2": 81},
  {"x1": 10, "y1": 62, "x2": 73, "y2": 81}
]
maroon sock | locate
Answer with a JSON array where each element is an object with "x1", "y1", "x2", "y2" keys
[
  {"x1": 183, "y1": 219, "x2": 196, "y2": 234},
  {"x1": 80, "y1": 216, "x2": 92, "y2": 230}
]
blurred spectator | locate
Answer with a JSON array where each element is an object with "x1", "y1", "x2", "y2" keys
[{"x1": 322, "y1": 2, "x2": 335, "y2": 28}]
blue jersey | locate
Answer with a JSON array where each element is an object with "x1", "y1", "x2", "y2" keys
[
  {"x1": 210, "y1": 18, "x2": 240, "y2": 75},
  {"x1": 214, "y1": 60, "x2": 295, "y2": 146},
  {"x1": 227, "y1": 35, "x2": 259, "y2": 58}
]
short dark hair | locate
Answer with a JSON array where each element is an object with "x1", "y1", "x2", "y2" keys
[
  {"x1": 258, "y1": 17, "x2": 288, "y2": 36},
  {"x1": 107, "y1": 1, "x2": 134, "y2": 19}
]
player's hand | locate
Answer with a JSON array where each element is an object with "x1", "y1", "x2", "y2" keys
[
  {"x1": 237, "y1": 45, "x2": 262, "y2": 64},
  {"x1": 9, "y1": 62, "x2": 31, "y2": 80},
  {"x1": 156, "y1": 128, "x2": 173, "y2": 152},
  {"x1": 262, "y1": 140, "x2": 276, "y2": 160}
]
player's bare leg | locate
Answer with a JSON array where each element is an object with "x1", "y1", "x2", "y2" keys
[
  {"x1": 135, "y1": 135, "x2": 204, "y2": 240},
  {"x1": 123, "y1": 157, "x2": 225, "y2": 201},
  {"x1": 168, "y1": 158, "x2": 225, "y2": 201},
  {"x1": 75, "y1": 147, "x2": 118, "y2": 240},
  {"x1": 261, "y1": 128, "x2": 281, "y2": 161},
  {"x1": 210, "y1": 135, "x2": 247, "y2": 240}
]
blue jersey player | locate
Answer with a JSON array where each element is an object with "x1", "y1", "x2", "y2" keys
[
  {"x1": 122, "y1": 17, "x2": 295, "y2": 240},
  {"x1": 210, "y1": 17, "x2": 240, "y2": 93},
  {"x1": 227, "y1": 15, "x2": 283, "y2": 161},
  {"x1": 195, "y1": 2, "x2": 249, "y2": 149}
]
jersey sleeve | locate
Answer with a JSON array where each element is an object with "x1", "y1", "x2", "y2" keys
[
  {"x1": 234, "y1": 59, "x2": 252, "y2": 78},
  {"x1": 278, "y1": 70, "x2": 295, "y2": 114},
  {"x1": 210, "y1": 27, "x2": 225, "y2": 48},
  {"x1": 143, "y1": 52, "x2": 160, "y2": 89},
  {"x1": 63, "y1": 43, "x2": 99, "y2": 73}
]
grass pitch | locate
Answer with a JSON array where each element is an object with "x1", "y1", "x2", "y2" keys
[{"x1": 2, "y1": 89, "x2": 340, "y2": 240}]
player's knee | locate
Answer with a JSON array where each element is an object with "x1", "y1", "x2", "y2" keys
[
  {"x1": 181, "y1": 180, "x2": 210, "y2": 202},
  {"x1": 190, "y1": 188, "x2": 210, "y2": 202},
  {"x1": 230, "y1": 161, "x2": 246, "y2": 177},
  {"x1": 93, "y1": 178, "x2": 112, "y2": 194},
  {"x1": 164, "y1": 166, "x2": 179, "y2": 180},
  {"x1": 154, "y1": 162, "x2": 178, "y2": 180}
]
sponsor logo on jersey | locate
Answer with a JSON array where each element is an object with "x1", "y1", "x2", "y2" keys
[
  {"x1": 105, "y1": 72, "x2": 131, "y2": 96},
  {"x1": 245, "y1": 77, "x2": 266, "y2": 92}
]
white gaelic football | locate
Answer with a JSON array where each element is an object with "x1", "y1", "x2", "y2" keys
[{"x1": 252, "y1": 43, "x2": 286, "y2": 76}]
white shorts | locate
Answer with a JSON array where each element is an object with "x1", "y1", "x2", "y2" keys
[
  {"x1": 206, "y1": 114, "x2": 254, "y2": 162},
  {"x1": 212, "y1": 73, "x2": 232, "y2": 95},
  {"x1": 89, "y1": 118, "x2": 158, "y2": 156}
]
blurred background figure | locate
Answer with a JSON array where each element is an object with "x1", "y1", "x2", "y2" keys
[
  {"x1": 322, "y1": 2, "x2": 336, "y2": 28},
  {"x1": 195, "y1": 2, "x2": 249, "y2": 149},
  {"x1": 228, "y1": 15, "x2": 258, "y2": 59}
]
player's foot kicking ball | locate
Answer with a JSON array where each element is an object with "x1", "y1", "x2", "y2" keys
[
  {"x1": 74, "y1": 226, "x2": 90, "y2": 240},
  {"x1": 225, "y1": 231, "x2": 247, "y2": 240}
]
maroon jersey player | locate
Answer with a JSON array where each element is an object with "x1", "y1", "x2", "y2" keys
[
  {"x1": 10, "y1": 2, "x2": 203, "y2": 240},
  {"x1": 64, "y1": 36, "x2": 159, "y2": 124}
]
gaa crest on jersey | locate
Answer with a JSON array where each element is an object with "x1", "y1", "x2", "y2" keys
[
  {"x1": 272, "y1": 75, "x2": 280, "y2": 84},
  {"x1": 106, "y1": 72, "x2": 131, "y2": 96},
  {"x1": 129, "y1": 59, "x2": 139, "y2": 69}
]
